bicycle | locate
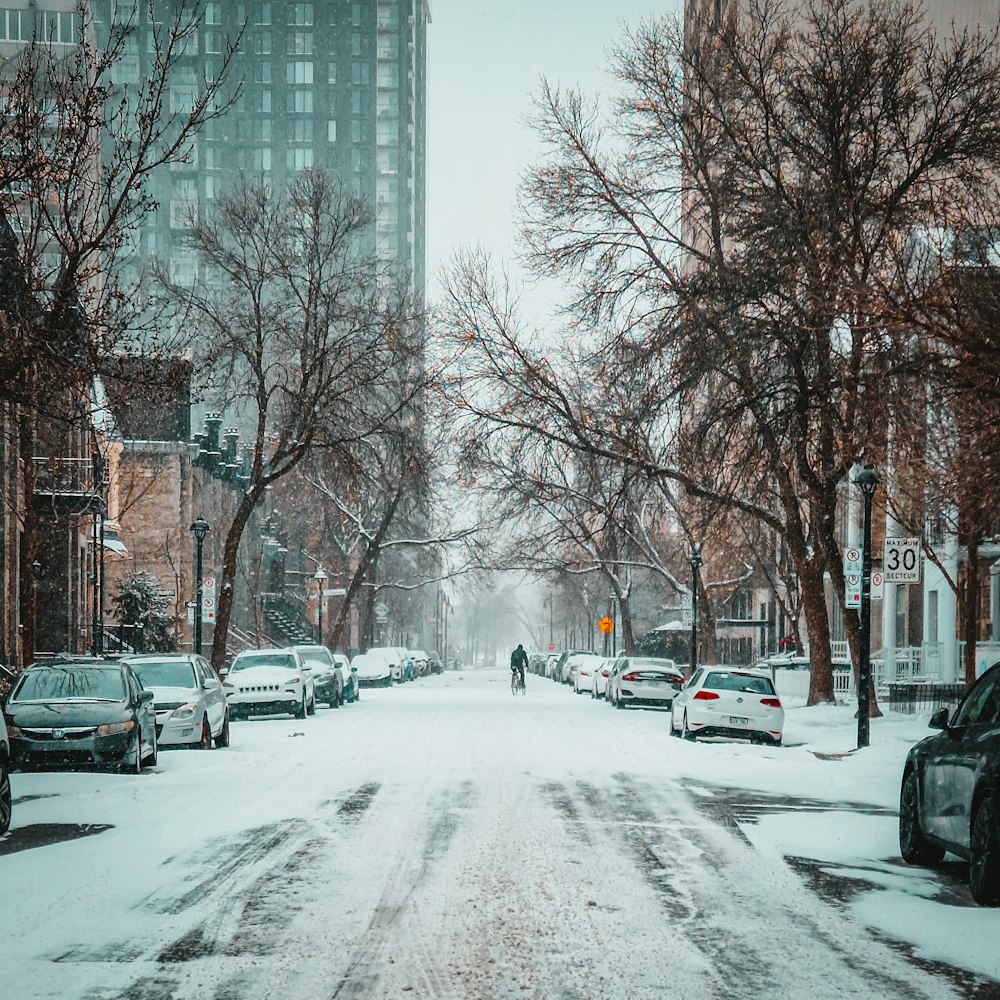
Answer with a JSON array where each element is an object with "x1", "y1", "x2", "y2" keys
[{"x1": 511, "y1": 669, "x2": 526, "y2": 695}]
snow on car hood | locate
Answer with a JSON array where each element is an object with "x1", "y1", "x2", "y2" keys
[
  {"x1": 142, "y1": 685, "x2": 200, "y2": 706},
  {"x1": 352, "y1": 658, "x2": 390, "y2": 679},
  {"x1": 227, "y1": 665, "x2": 299, "y2": 686}
]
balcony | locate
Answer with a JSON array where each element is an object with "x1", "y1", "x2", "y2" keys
[{"x1": 32, "y1": 457, "x2": 106, "y2": 515}]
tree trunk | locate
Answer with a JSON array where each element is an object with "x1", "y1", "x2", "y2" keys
[
  {"x1": 210, "y1": 487, "x2": 263, "y2": 673},
  {"x1": 619, "y1": 598, "x2": 635, "y2": 654},
  {"x1": 801, "y1": 560, "x2": 835, "y2": 704},
  {"x1": 18, "y1": 405, "x2": 36, "y2": 668},
  {"x1": 330, "y1": 542, "x2": 376, "y2": 651}
]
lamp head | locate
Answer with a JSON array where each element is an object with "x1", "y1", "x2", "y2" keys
[
  {"x1": 314, "y1": 568, "x2": 328, "y2": 583},
  {"x1": 689, "y1": 542, "x2": 703, "y2": 570},
  {"x1": 190, "y1": 516, "x2": 210, "y2": 542},
  {"x1": 854, "y1": 464, "x2": 881, "y2": 498}
]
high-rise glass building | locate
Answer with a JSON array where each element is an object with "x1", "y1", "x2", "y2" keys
[{"x1": 97, "y1": 0, "x2": 429, "y2": 297}]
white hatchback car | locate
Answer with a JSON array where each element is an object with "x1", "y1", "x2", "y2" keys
[
  {"x1": 125, "y1": 654, "x2": 230, "y2": 749},
  {"x1": 607, "y1": 656, "x2": 684, "y2": 709},
  {"x1": 590, "y1": 657, "x2": 614, "y2": 699},
  {"x1": 224, "y1": 648, "x2": 314, "y2": 720},
  {"x1": 671, "y1": 666, "x2": 784, "y2": 745}
]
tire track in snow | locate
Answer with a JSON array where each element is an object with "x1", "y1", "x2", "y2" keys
[{"x1": 330, "y1": 781, "x2": 477, "y2": 999}]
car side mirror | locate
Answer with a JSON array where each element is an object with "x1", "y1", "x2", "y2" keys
[
  {"x1": 929, "y1": 706, "x2": 950, "y2": 730},
  {"x1": 219, "y1": 667, "x2": 229, "y2": 679},
  {"x1": 140, "y1": 690, "x2": 155, "y2": 704}
]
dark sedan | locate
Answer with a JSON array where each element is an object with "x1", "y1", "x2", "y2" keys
[
  {"x1": 899, "y1": 662, "x2": 1000, "y2": 904},
  {"x1": 5, "y1": 659, "x2": 158, "y2": 773}
]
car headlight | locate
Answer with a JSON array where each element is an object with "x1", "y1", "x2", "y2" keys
[
  {"x1": 7, "y1": 725, "x2": 22, "y2": 738},
  {"x1": 170, "y1": 703, "x2": 198, "y2": 720},
  {"x1": 97, "y1": 721, "x2": 135, "y2": 736}
]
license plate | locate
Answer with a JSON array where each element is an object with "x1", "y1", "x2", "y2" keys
[{"x1": 730, "y1": 716, "x2": 748, "y2": 725}]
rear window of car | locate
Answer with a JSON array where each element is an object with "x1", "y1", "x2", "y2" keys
[
  {"x1": 232, "y1": 654, "x2": 296, "y2": 672},
  {"x1": 130, "y1": 660, "x2": 197, "y2": 689},
  {"x1": 704, "y1": 671, "x2": 775, "y2": 695},
  {"x1": 295, "y1": 648, "x2": 333, "y2": 667},
  {"x1": 13, "y1": 666, "x2": 126, "y2": 702},
  {"x1": 631, "y1": 658, "x2": 678, "y2": 671}
]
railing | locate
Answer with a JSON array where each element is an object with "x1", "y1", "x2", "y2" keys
[{"x1": 33, "y1": 456, "x2": 102, "y2": 495}]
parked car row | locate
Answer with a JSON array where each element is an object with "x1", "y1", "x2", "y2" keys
[
  {"x1": 535, "y1": 647, "x2": 786, "y2": 746},
  {"x1": 349, "y1": 646, "x2": 445, "y2": 688}
]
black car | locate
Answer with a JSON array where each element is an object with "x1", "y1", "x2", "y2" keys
[
  {"x1": 899, "y1": 662, "x2": 1000, "y2": 904},
  {"x1": 5, "y1": 658, "x2": 157, "y2": 773}
]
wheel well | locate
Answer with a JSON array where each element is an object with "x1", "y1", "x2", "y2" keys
[{"x1": 971, "y1": 783, "x2": 992, "y2": 831}]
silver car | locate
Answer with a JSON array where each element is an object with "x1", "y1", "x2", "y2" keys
[
  {"x1": 125, "y1": 654, "x2": 230, "y2": 749},
  {"x1": 607, "y1": 656, "x2": 684, "y2": 709}
]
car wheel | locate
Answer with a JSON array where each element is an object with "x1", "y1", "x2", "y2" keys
[
  {"x1": 898, "y1": 769, "x2": 943, "y2": 866},
  {"x1": 682, "y1": 713, "x2": 696, "y2": 741},
  {"x1": 616, "y1": 696, "x2": 625, "y2": 710},
  {"x1": 294, "y1": 693, "x2": 307, "y2": 719},
  {"x1": 215, "y1": 711, "x2": 231, "y2": 748},
  {"x1": 670, "y1": 714, "x2": 681, "y2": 737},
  {"x1": 970, "y1": 795, "x2": 1000, "y2": 905},
  {"x1": 198, "y1": 717, "x2": 212, "y2": 750},
  {"x1": 0, "y1": 760, "x2": 11, "y2": 835},
  {"x1": 307, "y1": 694, "x2": 317, "y2": 716},
  {"x1": 121, "y1": 734, "x2": 142, "y2": 774}
]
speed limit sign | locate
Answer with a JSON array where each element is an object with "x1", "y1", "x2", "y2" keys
[{"x1": 883, "y1": 537, "x2": 920, "y2": 583}]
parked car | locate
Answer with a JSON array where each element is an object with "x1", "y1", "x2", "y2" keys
[
  {"x1": 5, "y1": 657, "x2": 157, "y2": 772},
  {"x1": 0, "y1": 675, "x2": 11, "y2": 833},
  {"x1": 670, "y1": 666, "x2": 784, "y2": 744},
  {"x1": 899, "y1": 663, "x2": 1000, "y2": 904},
  {"x1": 353, "y1": 652, "x2": 392, "y2": 688},
  {"x1": 223, "y1": 648, "x2": 313, "y2": 720},
  {"x1": 294, "y1": 645, "x2": 343, "y2": 708},
  {"x1": 571, "y1": 653, "x2": 606, "y2": 694},
  {"x1": 544, "y1": 653, "x2": 560, "y2": 679},
  {"x1": 368, "y1": 647, "x2": 405, "y2": 683},
  {"x1": 124, "y1": 653, "x2": 230, "y2": 749},
  {"x1": 552, "y1": 649, "x2": 590, "y2": 684},
  {"x1": 332, "y1": 653, "x2": 357, "y2": 701},
  {"x1": 608, "y1": 656, "x2": 685, "y2": 710},
  {"x1": 427, "y1": 651, "x2": 444, "y2": 675},
  {"x1": 409, "y1": 650, "x2": 429, "y2": 677},
  {"x1": 591, "y1": 657, "x2": 614, "y2": 700}
]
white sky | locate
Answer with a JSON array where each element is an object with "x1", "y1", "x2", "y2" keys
[{"x1": 425, "y1": 0, "x2": 682, "y2": 313}]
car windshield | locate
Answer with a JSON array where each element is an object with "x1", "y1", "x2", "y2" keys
[
  {"x1": 130, "y1": 660, "x2": 197, "y2": 688},
  {"x1": 232, "y1": 653, "x2": 297, "y2": 672},
  {"x1": 12, "y1": 666, "x2": 126, "y2": 703},
  {"x1": 295, "y1": 648, "x2": 333, "y2": 668},
  {"x1": 704, "y1": 671, "x2": 775, "y2": 695}
]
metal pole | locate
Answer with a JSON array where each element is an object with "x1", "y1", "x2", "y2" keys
[
  {"x1": 858, "y1": 487, "x2": 874, "y2": 749},
  {"x1": 611, "y1": 595, "x2": 617, "y2": 658},
  {"x1": 91, "y1": 514, "x2": 99, "y2": 656},
  {"x1": 318, "y1": 584, "x2": 324, "y2": 644},
  {"x1": 195, "y1": 536, "x2": 204, "y2": 657},
  {"x1": 98, "y1": 515, "x2": 105, "y2": 655},
  {"x1": 690, "y1": 545, "x2": 702, "y2": 679},
  {"x1": 549, "y1": 592, "x2": 553, "y2": 644}
]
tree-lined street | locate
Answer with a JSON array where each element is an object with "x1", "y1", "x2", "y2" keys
[{"x1": 3, "y1": 672, "x2": 994, "y2": 999}]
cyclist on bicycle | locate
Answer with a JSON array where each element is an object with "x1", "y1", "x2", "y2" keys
[{"x1": 510, "y1": 643, "x2": 528, "y2": 693}]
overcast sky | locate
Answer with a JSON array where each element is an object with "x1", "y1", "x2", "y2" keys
[{"x1": 425, "y1": 1, "x2": 681, "y2": 311}]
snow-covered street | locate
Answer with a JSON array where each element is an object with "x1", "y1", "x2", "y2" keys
[{"x1": 4, "y1": 669, "x2": 999, "y2": 1000}]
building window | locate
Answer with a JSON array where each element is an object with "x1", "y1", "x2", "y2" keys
[
  {"x1": 254, "y1": 2, "x2": 271, "y2": 25},
  {"x1": 290, "y1": 119, "x2": 313, "y2": 142},
  {"x1": 352, "y1": 32, "x2": 361, "y2": 56},
  {"x1": 170, "y1": 86, "x2": 197, "y2": 113},
  {"x1": 327, "y1": 120, "x2": 337, "y2": 142},
  {"x1": 287, "y1": 148, "x2": 313, "y2": 171},
  {"x1": 291, "y1": 3, "x2": 313, "y2": 25},
  {"x1": 328, "y1": 61, "x2": 337, "y2": 84},
  {"x1": 352, "y1": 119, "x2": 362, "y2": 143},
  {"x1": 353, "y1": 4, "x2": 362, "y2": 26},
  {"x1": 287, "y1": 90, "x2": 313, "y2": 113},
  {"x1": 287, "y1": 61, "x2": 314, "y2": 85},
  {"x1": 250, "y1": 147, "x2": 272, "y2": 172},
  {"x1": 352, "y1": 62, "x2": 369, "y2": 86},
  {"x1": 351, "y1": 90, "x2": 361, "y2": 115},
  {"x1": 288, "y1": 31, "x2": 313, "y2": 55},
  {"x1": 257, "y1": 90, "x2": 272, "y2": 113},
  {"x1": 38, "y1": 11, "x2": 79, "y2": 44},
  {"x1": 253, "y1": 31, "x2": 271, "y2": 54},
  {"x1": 205, "y1": 2, "x2": 222, "y2": 26},
  {"x1": 205, "y1": 30, "x2": 222, "y2": 54},
  {"x1": 253, "y1": 61, "x2": 272, "y2": 84},
  {"x1": 928, "y1": 591, "x2": 939, "y2": 645}
]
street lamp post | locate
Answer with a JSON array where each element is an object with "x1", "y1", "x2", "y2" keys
[
  {"x1": 190, "y1": 516, "x2": 210, "y2": 657},
  {"x1": 610, "y1": 593, "x2": 618, "y2": 658},
  {"x1": 855, "y1": 465, "x2": 881, "y2": 749},
  {"x1": 689, "y1": 543, "x2": 703, "y2": 678},
  {"x1": 314, "y1": 568, "x2": 328, "y2": 644}
]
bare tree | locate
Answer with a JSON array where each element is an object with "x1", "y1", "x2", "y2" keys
[{"x1": 163, "y1": 171, "x2": 423, "y2": 672}]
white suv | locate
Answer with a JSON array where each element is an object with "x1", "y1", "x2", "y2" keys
[{"x1": 223, "y1": 648, "x2": 314, "y2": 720}]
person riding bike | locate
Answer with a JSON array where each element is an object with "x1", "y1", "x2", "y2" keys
[{"x1": 510, "y1": 643, "x2": 528, "y2": 694}]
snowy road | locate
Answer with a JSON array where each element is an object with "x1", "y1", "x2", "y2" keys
[{"x1": 2, "y1": 669, "x2": 996, "y2": 999}]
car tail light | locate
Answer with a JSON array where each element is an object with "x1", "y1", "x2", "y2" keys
[
  {"x1": 693, "y1": 690, "x2": 720, "y2": 701},
  {"x1": 622, "y1": 672, "x2": 639, "y2": 681},
  {"x1": 760, "y1": 697, "x2": 782, "y2": 708}
]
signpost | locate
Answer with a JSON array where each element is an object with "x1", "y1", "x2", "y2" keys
[
  {"x1": 871, "y1": 570, "x2": 884, "y2": 601},
  {"x1": 598, "y1": 616, "x2": 614, "y2": 634},
  {"x1": 884, "y1": 537, "x2": 920, "y2": 583},
  {"x1": 548, "y1": 641, "x2": 555, "y2": 653}
]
